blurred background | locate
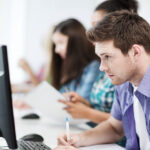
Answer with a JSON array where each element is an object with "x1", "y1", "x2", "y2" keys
[{"x1": 0, "y1": 0, "x2": 149, "y2": 83}]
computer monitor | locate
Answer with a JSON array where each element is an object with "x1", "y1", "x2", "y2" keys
[{"x1": 0, "y1": 45, "x2": 17, "y2": 149}]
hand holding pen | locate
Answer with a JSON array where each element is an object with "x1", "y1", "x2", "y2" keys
[{"x1": 57, "y1": 131, "x2": 82, "y2": 148}]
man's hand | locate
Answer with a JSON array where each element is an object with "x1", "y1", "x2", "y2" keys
[{"x1": 57, "y1": 132, "x2": 82, "y2": 148}]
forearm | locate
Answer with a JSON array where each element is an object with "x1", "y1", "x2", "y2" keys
[
  {"x1": 86, "y1": 108, "x2": 111, "y2": 123},
  {"x1": 27, "y1": 69, "x2": 40, "y2": 85},
  {"x1": 77, "y1": 117, "x2": 124, "y2": 147}
]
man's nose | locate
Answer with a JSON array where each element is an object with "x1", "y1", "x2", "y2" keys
[{"x1": 99, "y1": 62, "x2": 107, "y2": 72}]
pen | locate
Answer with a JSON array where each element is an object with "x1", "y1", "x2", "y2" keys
[
  {"x1": 65, "y1": 87, "x2": 70, "y2": 101},
  {"x1": 66, "y1": 117, "x2": 70, "y2": 142}
]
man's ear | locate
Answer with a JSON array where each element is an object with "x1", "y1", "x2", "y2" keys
[{"x1": 128, "y1": 44, "x2": 143, "y2": 61}]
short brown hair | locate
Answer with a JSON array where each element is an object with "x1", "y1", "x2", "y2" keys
[
  {"x1": 95, "y1": 0, "x2": 138, "y2": 13},
  {"x1": 87, "y1": 10, "x2": 150, "y2": 55}
]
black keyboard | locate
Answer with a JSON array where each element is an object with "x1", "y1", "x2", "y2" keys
[{"x1": 17, "y1": 140, "x2": 51, "y2": 150}]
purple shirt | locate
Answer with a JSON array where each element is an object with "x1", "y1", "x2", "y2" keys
[{"x1": 111, "y1": 66, "x2": 150, "y2": 150}]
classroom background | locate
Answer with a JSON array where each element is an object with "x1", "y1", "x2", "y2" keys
[{"x1": 0, "y1": 0, "x2": 149, "y2": 83}]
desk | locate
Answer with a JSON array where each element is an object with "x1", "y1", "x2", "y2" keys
[
  {"x1": 11, "y1": 92, "x2": 125, "y2": 150},
  {"x1": 0, "y1": 116, "x2": 125, "y2": 150},
  {"x1": 15, "y1": 117, "x2": 85, "y2": 148},
  {"x1": 14, "y1": 117, "x2": 125, "y2": 150}
]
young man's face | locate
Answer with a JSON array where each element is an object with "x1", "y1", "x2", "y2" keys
[{"x1": 95, "y1": 40, "x2": 136, "y2": 85}]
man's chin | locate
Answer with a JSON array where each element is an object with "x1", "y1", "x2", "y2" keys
[{"x1": 111, "y1": 80, "x2": 124, "y2": 85}]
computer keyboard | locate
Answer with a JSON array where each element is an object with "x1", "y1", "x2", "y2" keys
[{"x1": 17, "y1": 139, "x2": 51, "y2": 150}]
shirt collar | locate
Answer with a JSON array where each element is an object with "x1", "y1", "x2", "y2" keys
[{"x1": 135, "y1": 65, "x2": 150, "y2": 98}]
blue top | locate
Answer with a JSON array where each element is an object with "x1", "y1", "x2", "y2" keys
[
  {"x1": 60, "y1": 60, "x2": 100, "y2": 100},
  {"x1": 90, "y1": 72, "x2": 114, "y2": 112},
  {"x1": 111, "y1": 66, "x2": 150, "y2": 150}
]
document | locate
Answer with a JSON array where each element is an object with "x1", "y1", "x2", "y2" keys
[
  {"x1": 79, "y1": 144, "x2": 125, "y2": 150},
  {"x1": 23, "y1": 81, "x2": 87, "y2": 125}
]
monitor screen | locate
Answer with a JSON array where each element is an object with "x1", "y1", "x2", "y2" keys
[{"x1": 0, "y1": 45, "x2": 17, "y2": 149}]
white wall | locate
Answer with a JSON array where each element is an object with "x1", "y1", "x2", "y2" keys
[
  {"x1": 0, "y1": 0, "x2": 27, "y2": 83},
  {"x1": 24, "y1": 0, "x2": 102, "y2": 76},
  {"x1": 0, "y1": 0, "x2": 150, "y2": 83}
]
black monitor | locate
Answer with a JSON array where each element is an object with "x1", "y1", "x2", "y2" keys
[{"x1": 0, "y1": 45, "x2": 17, "y2": 149}]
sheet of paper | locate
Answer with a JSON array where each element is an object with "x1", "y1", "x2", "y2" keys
[
  {"x1": 23, "y1": 81, "x2": 87, "y2": 125},
  {"x1": 79, "y1": 144, "x2": 125, "y2": 150}
]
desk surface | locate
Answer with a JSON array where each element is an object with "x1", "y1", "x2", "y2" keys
[
  {"x1": 14, "y1": 116, "x2": 125, "y2": 150},
  {"x1": 15, "y1": 117, "x2": 91, "y2": 148},
  {"x1": 0, "y1": 116, "x2": 124, "y2": 150},
  {"x1": 11, "y1": 93, "x2": 125, "y2": 150}
]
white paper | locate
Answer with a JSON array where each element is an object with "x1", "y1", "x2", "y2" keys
[
  {"x1": 79, "y1": 144, "x2": 125, "y2": 150},
  {"x1": 23, "y1": 81, "x2": 87, "y2": 125}
]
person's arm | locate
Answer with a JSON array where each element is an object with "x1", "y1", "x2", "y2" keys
[
  {"x1": 58, "y1": 116, "x2": 124, "y2": 148},
  {"x1": 78, "y1": 116, "x2": 124, "y2": 147},
  {"x1": 27, "y1": 68, "x2": 41, "y2": 85},
  {"x1": 62, "y1": 91, "x2": 91, "y2": 106},
  {"x1": 11, "y1": 83, "x2": 35, "y2": 93},
  {"x1": 84, "y1": 107, "x2": 111, "y2": 123},
  {"x1": 18, "y1": 58, "x2": 40, "y2": 85},
  {"x1": 59, "y1": 101, "x2": 110, "y2": 123}
]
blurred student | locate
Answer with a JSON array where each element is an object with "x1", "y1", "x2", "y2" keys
[
  {"x1": 13, "y1": 18, "x2": 100, "y2": 109},
  {"x1": 55, "y1": 10, "x2": 150, "y2": 150},
  {"x1": 59, "y1": 0, "x2": 138, "y2": 125},
  {"x1": 51, "y1": 18, "x2": 100, "y2": 100},
  {"x1": 12, "y1": 27, "x2": 54, "y2": 93}
]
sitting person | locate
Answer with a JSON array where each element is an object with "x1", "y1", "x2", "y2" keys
[
  {"x1": 12, "y1": 27, "x2": 54, "y2": 93},
  {"x1": 13, "y1": 18, "x2": 100, "y2": 108},
  {"x1": 55, "y1": 10, "x2": 150, "y2": 150},
  {"x1": 51, "y1": 18, "x2": 100, "y2": 100},
  {"x1": 60, "y1": 72, "x2": 114, "y2": 124},
  {"x1": 59, "y1": 0, "x2": 138, "y2": 125}
]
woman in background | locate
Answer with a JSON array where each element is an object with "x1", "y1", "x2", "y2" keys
[
  {"x1": 13, "y1": 18, "x2": 100, "y2": 109},
  {"x1": 11, "y1": 27, "x2": 54, "y2": 93},
  {"x1": 51, "y1": 18, "x2": 100, "y2": 100}
]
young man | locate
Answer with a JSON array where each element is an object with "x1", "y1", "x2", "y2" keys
[{"x1": 54, "y1": 11, "x2": 150, "y2": 150}]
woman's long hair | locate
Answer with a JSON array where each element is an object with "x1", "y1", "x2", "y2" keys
[{"x1": 51, "y1": 18, "x2": 98, "y2": 89}]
